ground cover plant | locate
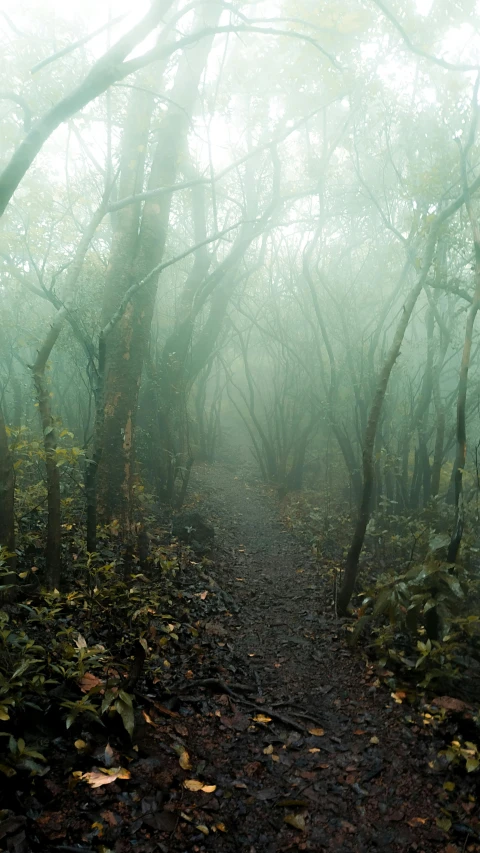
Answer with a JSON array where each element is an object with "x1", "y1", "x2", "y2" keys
[{"x1": 2, "y1": 0, "x2": 480, "y2": 849}]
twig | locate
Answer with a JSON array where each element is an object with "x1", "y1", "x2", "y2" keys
[{"x1": 178, "y1": 678, "x2": 307, "y2": 732}]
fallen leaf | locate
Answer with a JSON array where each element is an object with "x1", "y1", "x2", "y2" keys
[
  {"x1": 142, "y1": 710, "x2": 155, "y2": 726},
  {"x1": 80, "y1": 767, "x2": 130, "y2": 788},
  {"x1": 284, "y1": 814, "x2": 306, "y2": 831},
  {"x1": 391, "y1": 691, "x2": 406, "y2": 704},
  {"x1": 443, "y1": 781, "x2": 455, "y2": 792},
  {"x1": 78, "y1": 672, "x2": 103, "y2": 693},
  {"x1": 179, "y1": 750, "x2": 191, "y2": 770},
  {"x1": 75, "y1": 634, "x2": 87, "y2": 649},
  {"x1": 436, "y1": 816, "x2": 452, "y2": 832},
  {"x1": 407, "y1": 817, "x2": 428, "y2": 827},
  {"x1": 196, "y1": 824, "x2": 209, "y2": 835},
  {"x1": 253, "y1": 714, "x2": 272, "y2": 724},
  {"x1": 184, "y1": 780, "x2": 204, "y2": 791},
  {"x1": 431, "y1": 696, "x2": 469, "y2": 712},
  {"x1": 308, "y1": 748, "x2": 321, "y2": 753},
  {"x1": 74, "y1": 739, "x2": 87, "y2": 750},
  {"x1": 370, "y1": 736, "x2": 379, "y2": 745},
  {"x1": 353, "y1": 729, "x2": 366, "y2": 735},
  {"x1": 256, "y1": 788, "x2": 277, "y2": 800},
  {"x1": 184, "y1": 780, "x2": 217, "y2": 793},
  {"x1": 263, "y1": 745, "x2": 274, "y2": 755},
  {"x1": 308, "y1": 728, "x2": 325, "y2": 737}
]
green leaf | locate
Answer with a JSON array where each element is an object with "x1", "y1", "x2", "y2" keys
[
  {"x1": 115, "y1": 698, "x2": 134, "y2": 737},
  {"x1": 118, "y1": 690, "x2": 133, "y2": 707},
  {"x1": 429, "y1": 533, "x2": 450, "y2": 553}
]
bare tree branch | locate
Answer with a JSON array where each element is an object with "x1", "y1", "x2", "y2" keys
[
  {"x1": 371, "y1": 0, "x2": 480, "y2": 72},
  {"x1": 30, "y1": 14, "x2": 127, "y2": 75}
]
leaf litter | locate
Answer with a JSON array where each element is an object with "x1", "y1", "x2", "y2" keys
[{"x1": 2, "y1": 461, "x2": 480, "y2": 852}]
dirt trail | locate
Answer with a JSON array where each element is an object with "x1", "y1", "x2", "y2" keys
[{"x1": 188, "y1": 460, "x2": 448, "y2": 852}]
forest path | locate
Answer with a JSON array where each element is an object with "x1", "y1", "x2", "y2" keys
[{"x1": 187, "y1": 460, "x2": 447, "y2": 853}]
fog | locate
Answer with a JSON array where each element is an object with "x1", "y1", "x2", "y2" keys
[
  {"x1": 3, "y1": 1, "x2": 480, "y2": 842},
  {"x1": 2, "y1": 0, "x2": 480, "y2": 601}
]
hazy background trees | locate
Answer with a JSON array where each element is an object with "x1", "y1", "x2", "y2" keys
[{"x1": 2, "y1": 0, "x2": 480, "y2": 610}]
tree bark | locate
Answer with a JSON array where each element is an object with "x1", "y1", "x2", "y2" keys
[
  {"x1": 0, "y1": 403, "x2": 15, "y2": 563},
  {"x1": 448, "y1": 123, "x2": 480, "y2": 562},
  {"x1": 338, "y1": 238, "x2": 439, "y2": 613},
  {"x1": 0, "y1": 0, "x2": 175, "y2": 217},
  {"x1": 99, "y1": 3, "x2": 221, "y2": 526}
]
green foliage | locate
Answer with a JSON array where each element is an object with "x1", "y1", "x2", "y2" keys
[
  {"x1": 352, "y1": 555, "x2": 480, "y2": 695},
  {"x1": 440, "y1": 738, "x2": 480, "y2": 774},
  {"x1": 0, "y1": 545, "x2": 184, "y2": 776}
]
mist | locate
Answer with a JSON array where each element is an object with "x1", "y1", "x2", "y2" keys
[{"x1": 1, "y1": 1, "x2": 480, "y2": 849}]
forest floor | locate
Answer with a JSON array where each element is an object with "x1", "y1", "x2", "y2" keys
[
  {"x1": 172, "y1": 459, "x2": 471, "y2": 853},
  {"x1": 5, "y1": 460, "x2": 480, "y2": 853}
]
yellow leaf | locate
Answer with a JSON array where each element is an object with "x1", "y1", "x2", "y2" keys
[
  {"x1": 184, "y1": 780, "x2": 203, "y2": 791},
  {"x1": 81, "y1": 767, "x2": 130, "y2": 788},
  {"x1": 391, "y1": 691, "x2": 406, "y2": 704},
  {"x1": 443, "y1": 781, "x2": 455, "y2": 791},
  {"x1": 179, "y1": 750, "x2": 191, "y2": 770},
  {"x1": 263, "y1": 744, "x2": 274, "y2": 754},
  {"x1": 196, "y1": 825, "x2": 209, "y2": 835},
  {"x1": 142, "y1": 711, "x2": 155, "y2": 726},
  {"x1": 74, "y1": 739, "x2": 87, "y2": 750},
  {"x1": 308, "y1": 747, "x2": 321, "y2": 753},
  {"x1": 308, "y1": 728, "x2": 325, "y2": 737},
  {"x1": 216, "y1": 822, "x2": 227, "y2": 832},
  {"x1": 271, "y1": 754, "x2": 280, "y2": 762},
  {"x1": 284, "y1": 814, "x2": 306, "y2": 831},
  {"x1": 252, "y1": 714, "x2": 272, "y2": 723},
  {"x1": 370, "y1": 736, "x2": 379, "y2": 745},
  {"x1": 202, "y1": 785, "x2": 217, "y2": 793}
]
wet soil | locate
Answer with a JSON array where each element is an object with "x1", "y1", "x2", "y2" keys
[
  {"x1": 17, "y1": 459, "x2": 479, "y2": 853},
  {"x1": 175, "y1": 460, "x2": 457, "y2": 853}
]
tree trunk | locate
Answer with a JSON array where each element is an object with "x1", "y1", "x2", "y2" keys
[
  {"x1": 338, "y1": 252, "x2": 438, "y2": 614},
  {"x1": 0, "y1": 0, "x2": 174, "y2": 217},
  {"x1": 448, "y1": 137, "x2": 480, "y2": 562},
  {"x1": 99, "y1": 5, "x2": 221, "y2": 526},
  {"x1": 32, "y1": 367, "x2": 61, "y2": 588},
  {"x1": 448, "y1": 272, "x2": 480, "y2": 560},
  {"x1": 337, "y1": 167, "x2": 479, "y2": 613},
  {"x1": 0, "y1": 403, "x2": 15, "y2": 564}
]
